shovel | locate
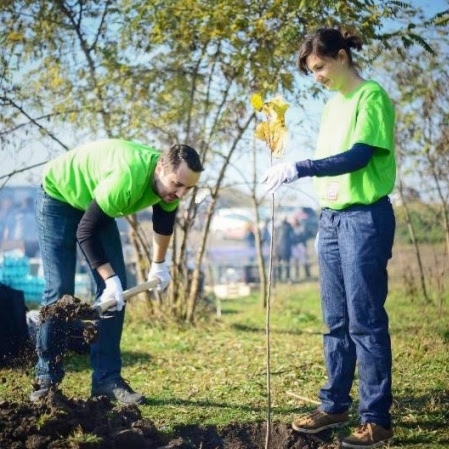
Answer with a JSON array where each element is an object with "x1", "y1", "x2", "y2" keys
[
  {"x1": 40, "y1": 278, "x2": 161, "y2": 326},
  {"x1": 79, "y1": 278, "x2": 160, "y2": 343},
  {"x1": 93, "y1": 278, "x2": 160, "y2": 316},
  {"x1": 38, "y1": 279, "x2": 161, "y2": 345}
]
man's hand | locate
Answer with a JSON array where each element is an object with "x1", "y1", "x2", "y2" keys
[
  {"x1": 261, "y1": 162, "x2": 299, "y2": 194},
  {"x1": 98, "y1": 275, "x2": 125, "y2": 312},
  {"x1": 147, "y1": 261, "x2": 171, "y2": 292}
]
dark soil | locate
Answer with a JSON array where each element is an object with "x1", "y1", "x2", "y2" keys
[
  {"x1": 0, "y1": 395, "x2": 339, "y2": 449},
  {"x1": 4, "y1": 297, "x2": 339, "y2": 448},
  {"x1": 40, "y1": 294, "x2": 98, "y2": 323},
  {"x1": 39, "y1": 294, "x2": 99, "y2": 344}
]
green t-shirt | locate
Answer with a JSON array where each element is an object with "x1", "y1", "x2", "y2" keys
[
  {"x1": 314, "y1": 80, "x2": 396, "y2": 210},
  {"x1": 42, "y1": 139, "x2": 179, "y2": 217}
]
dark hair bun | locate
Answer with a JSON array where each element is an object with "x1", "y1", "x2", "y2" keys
[{"x1": 342, "y1": 31, "x2": 363, "y2": 51}]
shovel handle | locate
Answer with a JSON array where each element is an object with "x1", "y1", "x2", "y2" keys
[
  {"x1": 123, "y1": 278, "x2": 160, "y2": 300},
  {"x1": 94, "y1": 279, "x2": 160, "y2": 314}
]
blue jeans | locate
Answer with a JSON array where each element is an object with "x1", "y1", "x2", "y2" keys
[
  {"x1": 317, "y1": 197, "x2": 395, "y2": 428},
  {"x1": 34, "y1": 187, "x2": 127, "y2": 388}
]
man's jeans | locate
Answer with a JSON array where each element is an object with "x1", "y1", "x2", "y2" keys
[
  {"x1": 317, "y1": 197, "x2": 395, "y2": 428},
  {"x1": 34, "y1": 187, "x2": 127, "y2": 388}
]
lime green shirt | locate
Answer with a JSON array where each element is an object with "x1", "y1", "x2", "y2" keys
[
  {"x1": 314, "y1": 80, "x2": 396, "y2": 210},
  {"x1": 42, "y1": 139, "x2": 179, "y2": 217}
]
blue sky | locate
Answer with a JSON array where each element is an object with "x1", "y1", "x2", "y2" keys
[{"x1": 411, "y1": 0, "x2": 447, "y2": 14}]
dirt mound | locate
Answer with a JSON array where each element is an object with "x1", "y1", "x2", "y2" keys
[
  {"x1": 39, "y1": 294, "x2": 99, "y2": 344},
  {"x1": 0, "y1": 396, "x2": 339, "y2": 449},
  {"x1": 40, "y1": 294, "x2": 98, "y2": 323},
  {"x1": 175, "y1": 422, "x2": 338, "y2": 449}
]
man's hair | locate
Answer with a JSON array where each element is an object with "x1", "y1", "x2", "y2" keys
[{"x1": 160, "y1": 144, "x2": 204, "y2": 173}]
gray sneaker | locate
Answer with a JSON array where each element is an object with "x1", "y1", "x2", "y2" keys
[
  {"x1": 30, "y1": 381, "x2": 55, "y2": 402},
  {"x1": 30, "y1": 383, "x2": 69, "y2": 408},
  {"x1": 91, "y1": 378, "x2": 145, "y2": 405},
  {"x1": 30, "y1": 379, "x2": 57, "y2": 402},
  {"x1": 292, "y1": 409, "x2": 349, "y2": 434}
]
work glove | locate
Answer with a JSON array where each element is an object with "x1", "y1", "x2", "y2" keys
[
  {"x1": 98, "y1": 275, "x2": 125, "y2": 312},
  {"x1": 147, "y1": 261, "x2": 171, "y2": 292},
  {"x1": 261, "y1": 162, "x2": 299, "y2": 194}
]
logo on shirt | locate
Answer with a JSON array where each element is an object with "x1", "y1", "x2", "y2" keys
[{"x1": 327, "y1": 182, "x2": 339, "y2": 201}]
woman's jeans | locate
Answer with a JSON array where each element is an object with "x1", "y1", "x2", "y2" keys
[
  {"x1": 317, "y1": 197, "x2": 395, "y2": 428},
  {"x1": 34, "y1": 187, "x2": 127, "y2": 388}
]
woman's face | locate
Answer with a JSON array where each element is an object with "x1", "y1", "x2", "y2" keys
[{"x1": 305, "y1": 50, "x2": 349, "y2": 92}]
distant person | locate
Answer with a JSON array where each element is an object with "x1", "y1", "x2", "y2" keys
[
  {"x1": 290, "y1": 217, "x2": 311, "y2": 281},
  {"x1": 274, "y1": 217, "x2": 295, "y2": 283},
  {"x1": 262, "y1": 27, "x2": 396, "y2": 448},
  {"x1": 261, "y1": 219, "x2": 271, "y2": 246},
  {"x1": 9, "y1": 196, "x2": 40, "y2": 257},
  {"x1": 2, "y1": 202, "x2": 18, "y2": 242},
  {"x1": 243, "y1": 221, "x2": 256, "y2": 250},
  {"x1": 243, "y1": 221, "x2": 256, "y2": 283},
  {"x1": 260, "y1": 218, "x2": 271, "y2": 263},
  {"x1": 31, "y1": 139, "x2": 204, "y2": 405},
  {"x1": 3, "y1": 197, "x2": 39, "y2": 257},
  {"x1": 0, "y1": 195, "x2": 13, "y2": 246}
]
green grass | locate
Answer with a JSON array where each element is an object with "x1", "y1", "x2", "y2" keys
[{"x1": 2, "y1": 281, "x2": 449, "y2": 447}]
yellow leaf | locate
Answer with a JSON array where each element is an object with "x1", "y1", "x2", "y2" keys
[
  {"x1": 269, "y1": 121, "x2": 288, "y2": 158},
  {"x1": 7, "y1": 31, "x2": 23, "y2": 42},
  {"x1": 251, "y1": 93, "x2": 289, "y2": 157},
  {"x1": 250, "y1": 93, "x2": 264, "y2": 111},
  {"x1": 254, "y1": 122, "x2": 269, "y2": 141},
  {"x1": 268, "y1": 96, "x2": 289, "y2": 119}
]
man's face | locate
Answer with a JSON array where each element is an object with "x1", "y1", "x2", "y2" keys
[{"x1": 154, "y1": 160, "x2": 200, "y2": 203}]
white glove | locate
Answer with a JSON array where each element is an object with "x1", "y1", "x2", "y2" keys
[
  {"x1": 98, "y1": 275, "x2": 125, "y2": 312},
  {"x1": 261, "y1": 162, "x2": 299, "y2": 194},
  {"x1": 147, "y1": 261, "x2": 171, "y2": 292}
]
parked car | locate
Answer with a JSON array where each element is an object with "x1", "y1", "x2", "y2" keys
[{"x1": 210, "y1": 209, "x2": 254, "y2": 240}]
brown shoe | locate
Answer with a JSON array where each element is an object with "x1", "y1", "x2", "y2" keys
[
  {"x1": 341, "y1": 423, "x2": 393, "y2": 448},
  {"x1": 292, "y1": 409, "x2": 349, "y2": 434}
]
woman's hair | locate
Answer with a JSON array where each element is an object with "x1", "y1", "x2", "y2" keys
[
  {"x1": 297, "y1": 28, "x2": 363, "y2": 75},
  {"x1": 160, "y1": 144, "x2": 204, "y2": 173}
]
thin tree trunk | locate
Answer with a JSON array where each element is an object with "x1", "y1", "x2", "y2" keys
[
  {"x1": 250, "y1": 141, "x2": 269, "y2": 308},
  {"x1": 397, "y1": 178, "x2": 431, "y2": 303},
  {"x1": 264, "y1": 158, "x2": 276, "y2": 449},
  {"x1": 424, "y1": 152, "x2": 449, "y2": 308}
]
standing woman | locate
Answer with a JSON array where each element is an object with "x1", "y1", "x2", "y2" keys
[{"x1": 263, "y1": 28, "x2": 396, "y2": 448}]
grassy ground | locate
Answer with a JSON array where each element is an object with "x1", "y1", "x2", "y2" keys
[{"x1": 1, "y1": 280, "x2": 449, "y2": 448}]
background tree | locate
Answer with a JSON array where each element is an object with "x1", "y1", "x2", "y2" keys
[
  {"x1": 1, "y1": 0, "x2": 446, "y2": 320},
  {"x1": 379, "y1": 23, "x2": 449, "y2": 304}
]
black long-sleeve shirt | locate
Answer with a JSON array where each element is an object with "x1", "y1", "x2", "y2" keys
[
  {"x1": 295, "y1": 143, "x2": 374, "y2": 178},
  {"x1": 76, "y1": 200, "x2": 176, "y2": 268}
]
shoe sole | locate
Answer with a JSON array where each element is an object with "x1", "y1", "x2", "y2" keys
[
  {"x1": 292, "y1": 421, "x2": 347, "y2": 434},
  {"x1": 91, "y1": 393, "x2": 145, "y2": 405},
  {"x1": 29, "y1": 389, "x2": 50, "y2": 402},
  {"x1": 340, "y1": 438, "x2": 392, "y2": 449},
  {"x1": 29, "y1": 394, "x2": 47, "y2": 403}
]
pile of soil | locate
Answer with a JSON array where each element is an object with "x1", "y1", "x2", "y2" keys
[
  {"x1": 6, "y1": 297, "x2": 339, "y2": 448},
  {"x1": 39, "y1": 294, "x2": 99, "y2": 344},
  {"x1": 40, "y1": 295, "x2": 98, "y2": 323},
  {"x1": 0, "y1": 395, "x2": 339, "y2": 449}
]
